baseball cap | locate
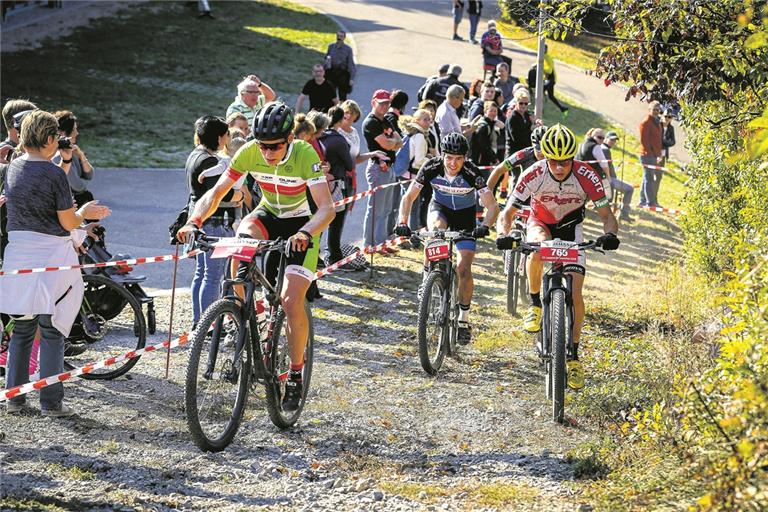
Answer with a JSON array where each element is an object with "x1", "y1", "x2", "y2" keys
[
  {"x1": 605, "y1": 131, "x2": 619, "y2": 140},
  {"x1": 449, "y1": 65, "x2": 462, "y2": 77},
  {"x1": 371, "y1": 89, "x2": 391, "y2": 102},
  {"x1": 439, "y1": 64, "x2": 450, "y2": 74}
]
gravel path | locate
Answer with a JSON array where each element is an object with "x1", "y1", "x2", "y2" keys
[{"x1": 1, "y1": 243, "x2": 597, "y2": 511}]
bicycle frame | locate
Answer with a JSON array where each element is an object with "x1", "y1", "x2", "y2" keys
[{"x1": 540, "y1": 268, "x2": 575, "y2": 363}]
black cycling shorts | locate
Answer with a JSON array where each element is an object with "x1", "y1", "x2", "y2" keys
[
  {"x1": 239, "y1": 208, "x2": 319, "y2": 282},
  {"x1": 427, "y1": 202, "x2": 477, "y2": 252}
]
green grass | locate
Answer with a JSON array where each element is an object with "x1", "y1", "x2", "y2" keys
[
  {"x1": 497, "y1": 19, "x2": 609, "y2": 72},
  {"x1": 0, "y1": 0, "x2": 337, "y2": 167},
  {"x1": 380, "y1": 480, "x2": 541, "y2": 507}
]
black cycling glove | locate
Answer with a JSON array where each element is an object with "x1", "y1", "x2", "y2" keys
[
  {"x1": 496, "y1": 230, "x2": 523, "y2": 250},
  {"x1": 596, "y1": 232, "x2": 620, "y2": 251},
  {"x1": 472, "y1": 225, "x2": 490, "y2": 239},
  {"x1": 394, "y1": 224, "x2": 412, "y2": 237}
]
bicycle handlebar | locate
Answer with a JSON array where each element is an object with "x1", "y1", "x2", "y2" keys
[
  {"x1": 513, "y1": 239, "x2": 601, "y2": 255},
  {"x1": 192, "y1": 232, "x2": 311, "y2": 255},
  {"x1": 415, "y1": 229, "x2": 474, "y2": 240}
]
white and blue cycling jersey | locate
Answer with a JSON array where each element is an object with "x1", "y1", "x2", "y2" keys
[{"x1": 413, "y1": 157, "x2": 489, "y2": 210}]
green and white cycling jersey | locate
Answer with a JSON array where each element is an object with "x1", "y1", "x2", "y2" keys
[{"x1": 226, "y1": 139, "x2": 327, "y2": 218}]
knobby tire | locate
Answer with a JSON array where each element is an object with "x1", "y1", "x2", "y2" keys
[
  {"x1": 551, "y1": 289, "x2": 567, "y2": 423},
  {"x1": 417, "y1": 270, "x2": 447, "y2": 375}
]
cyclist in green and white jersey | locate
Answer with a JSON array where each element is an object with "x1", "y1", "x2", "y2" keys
[{"x1": 177, "y1": 102, "x2": 335, "y2": 412}]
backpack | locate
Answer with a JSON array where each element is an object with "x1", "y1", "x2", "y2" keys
[{"x1": 391, "y1": 134, "x2": 413, "y2": 178}]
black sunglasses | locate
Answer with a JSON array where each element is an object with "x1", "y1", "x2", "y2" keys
[{"x1": 257, "y1": 140, "x2": 287, "y2": 151}]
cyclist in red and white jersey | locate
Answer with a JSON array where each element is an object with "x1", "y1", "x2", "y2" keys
[{"x1": 496, "y1": 124, "x2": 619, "y2": 389}]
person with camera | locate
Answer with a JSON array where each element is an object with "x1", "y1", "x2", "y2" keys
[
  {"x1": 1, "y1": 110, "x2": 111, "y2": 417},
  {"x1": 51, "y1": 111, "x2": 94, "y2": 209}
]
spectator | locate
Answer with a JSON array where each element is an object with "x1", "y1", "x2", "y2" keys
[
  {"x1": 576, "y1": 128, "x2": 613, "y2": 198},
  {"x1": 504, "y1": 89, "x2": 534, "y2": 156},
  {"x1": 324, "y1": 30, "x2": 356, "y2": 102},
  {"x1": 319, "y1": 107, "x2": 355, "y2": 266},
  {"x1": 467, "y1": 1, "x2": 482, "y2": 44},
  {"x1": 493, "y1": 62, "x2": 519, "y2": 104},
  {"x1": 425, "y1": 65, "x2": 468, "y2": 105},
  {"x1": 481, "y1": 20, "x2": 512, "y2": 70},
  {"x1": 384, "y1": 90, "x2": 410, "y2": 233},
  {"x1": 470, "y1": 101, "x2": 501, "y2": 167},
  {"x1": 226, "y1": 76, "x2": 277, "y2": 126},
  {"x1": 362, "y1": 90, "x2": 402, "y2": 250},
  {"x1": 225, "y1": 112, "x2": 250, "y2": 138},
  {"x1": 417, "y1": 64, "x2": 450, "y2": 103},
  {"x1": 542, "y1": 44, "x2": 569, "y2": 115},
  {"x1": 1, "y1": 99, "x2": 37, "y2": 261},
  {"x1": 52, "y1": 111, "x2": 94, "y2": 209},
  {"x1": 452, "y1": 0, "x2": 465, "y2": 41},
  {"x1": 468, "y1": 78, "x2": 484, "y2": 102},
  {"x1": 661, "y1": 109, "x2": 676, "y2": 161},
  {"x1": 397, "y1": 110, "x2": 432, "y2": 230},
  {"x1": 467, "y1": 81, "x2": 497, "y2": 122},
  {"x1": 638, "y1": 101, "x2": 664, "y2": 207},
  {"x1": 1, "y1": 110, "x2": 110, "y2": 417},
  {"x1": 337, "y1": 100, "x2": 388, "y2": 166},
  {"x1": 601, "y1": 131, "x2": 634, "y2": 221},
  {"x1": 384, "y1": 90, "x2": 409, "y2": 137},
  {"x1": 186, "y1": 116, "x2": 242, "y2": 329},
  {"x1": 293, "y1": 113, "x2": 316, "y2": 142},
  {"x1": 295, "y1": 64, "x2": 339, "y2": 114},
  {"x1": 418, "y1": 99, "x2": 441, "y2": 156},
  {"x1": 436, "y1": 84, "x2": 476, "y2": 138}
]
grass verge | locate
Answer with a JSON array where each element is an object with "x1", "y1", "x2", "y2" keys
[{"x1": 0, "y1": 0, "x2": 336, "y2": 167}]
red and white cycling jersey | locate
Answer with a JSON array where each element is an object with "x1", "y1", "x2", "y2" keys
[{"x1": 510, "y1": 160, "x2": 610, "y2": 225}]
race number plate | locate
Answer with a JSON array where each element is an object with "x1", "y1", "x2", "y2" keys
[
  {"x1": 211, "y1": 238, "x2": 260, "y2": 261},
  {"x1": 539, "y1": 239, "x2": 579, "y2": 264},
  {"x1": 425, "y1": 241, "x2": 450, "y2": 262}
]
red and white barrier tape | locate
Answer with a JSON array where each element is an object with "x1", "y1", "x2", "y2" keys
[
  {"x1": 634, "y1": 204, "x2": 684, "y2": 216},
  {"x1": 0, "y1": 333, "x2": 189, "y2": 402},
  {"x1": 635, "y1": 162, "x2": 688, "y2": 175},
  {"x1": 0, "y1": 249, "x2": 200, "y2": 278},
  {"x1": 332, "y1": 180, "x2": 412, "y2": 208},
  {"x1": 316, "y1": 237, "x2": 407, "y2": 278}
]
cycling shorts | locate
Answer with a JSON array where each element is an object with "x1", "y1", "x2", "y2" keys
[
  {"x1": 239, "y1": 207, "x2": 319, "y2": 282},
  {"x1": 427, "y1": 202, "x2": 477, "y2": 252},
  {"x1": 526, "y1": 219, "x2": 586, "y2": 275}
]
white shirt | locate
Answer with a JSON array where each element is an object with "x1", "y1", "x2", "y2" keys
[
  {"x1": 339, "y1": 126, "x2": 361, "y2": 161},
  {"x1": 435, "y1": 101, "x2": 461, "y2": 136}
]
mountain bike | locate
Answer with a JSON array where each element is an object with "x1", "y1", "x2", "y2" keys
[
  {"x1": 502, "y1": 207, "x2": 530, "y2": 316},
  {"x1": 507, "y1": 238, "x2": 602, "y2": 423},
  {"x1": 414, "y1": 230, "x2": 472, "y2": 376},
  {"x1": 185, "y1": 233, "x2": 314, "y2": 452}
]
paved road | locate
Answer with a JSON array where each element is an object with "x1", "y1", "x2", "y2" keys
[{"x1": 88, "y1": 0, "x2": 692, "y2": 293}]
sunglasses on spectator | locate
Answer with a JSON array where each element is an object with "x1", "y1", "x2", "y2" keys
[
  {"x1": 243, "y1": 90, "x2": 261, "y2": 94},
  {"x1": 595, "y1": 135, "x2": 605, "y2": 140},
  {"x1": 518, "y1": 101, "x2": 529, "y2": 105},
  {"x1": 258, "y1": 140, "x2": 287, "y2": 151}
]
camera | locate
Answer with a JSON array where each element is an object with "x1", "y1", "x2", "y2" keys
[{"x1": 57, "y1": 137, "x2": 72, "y2": 150}]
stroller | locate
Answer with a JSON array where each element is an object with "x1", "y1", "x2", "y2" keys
[{"x1": 75, "y1": 226, "x2": 157, "y2": 338}]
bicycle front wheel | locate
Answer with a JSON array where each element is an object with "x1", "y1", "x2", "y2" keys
[
  {"x1": 417, "y1": 271, "x2": 448, "y2": 375},
  {"x1": 185, "y1": 299, "x2": 251, "y2": 452},
  {"x1": 505, "y1": 250, "x2": 520, "y2": 316},
  {"x1": 64, "y1": 274, "x2": 146, "y2": 380},
  {"x1": 265, "y1": 303, "x2": 314, "y2": 429},
  {"x1": 550, "y1": 289, "x2": 567, "y2": 424}
]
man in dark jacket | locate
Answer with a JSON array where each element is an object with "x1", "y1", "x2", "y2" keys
[
  {"x1": 425, "y1": 65, "x2": 469, "y2": 105},
  {"x1": 470, "y1": 101, "x2": 500, "y2": 167}
]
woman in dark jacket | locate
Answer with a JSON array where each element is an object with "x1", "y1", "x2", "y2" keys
[
  {"x1": 321, "y1": 106, "x2": 355, "y2": 265},
  {"x1": 186, "y1": 116, "x2": 242, "y2": 328}
]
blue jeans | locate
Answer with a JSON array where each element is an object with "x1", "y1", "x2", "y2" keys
[
  {"x1": 468, "y1": 13, "x2": 480, "y2": 40},
  {"x1": 362, "y1": 160, "x2": 395, "y2": 247},
  {"x1": 639, "y1": 155, "x2": 662, "y2": 206},
  {"x1": 191, "y1": 220, "x2": 233, "y2": 324},
  {"x1": 5, "y1": 314, "x2": 64, "y2": 409},
  {"x1": 402, "y1": 182, "x2": 422, "y2": 230},
  {"x1": 610, "y1": 177, "x2": 634, "y2": 214}
]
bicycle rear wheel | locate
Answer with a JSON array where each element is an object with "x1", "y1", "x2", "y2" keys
[
  {"x1": 185, "y1": 299, "x2": 251, "y2": 452},
  {"x1": 550, "y1": 289, "x2": 567, "y2": 423},
  {"x1": 505, "y1": 250, "x2": 520, "y2": 316},
  {"x1": 64, "y1": 274, "x2": 146, "y2": 380},
  {"x1": 417, "y1": 270, "x2": 448, "y2": 375},
  {"x1": 265, "y1": 303, "x2": 314, "y2": 429}
]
